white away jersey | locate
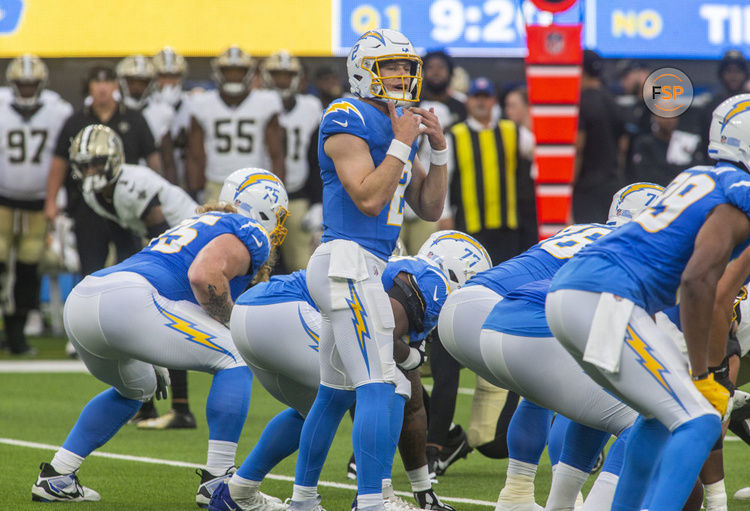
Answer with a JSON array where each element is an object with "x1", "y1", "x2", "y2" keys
[
  {"x1": 279, "y1": 94, "x2": 323, "y2": 193},
  {"x1": 142, "y1": 99, "x2": 174, "y2": 145},
  {"x1": 0, "y1": 96, "x2": 72, "y2": 201},
  {"x1": 191, "y1": 89, "x2": 283, "y2": 183},
  {"x1": 83, "y1": 163, "x2": 198, "y2": 237}
]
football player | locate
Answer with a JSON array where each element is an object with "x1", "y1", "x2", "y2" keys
[
  {"x1": 546, "y1": 94, "x2": 750, "y2": 509},
  {"x1": 0, "y1": 55, "x2": 72, "y2": 354},
  {"x1": 116, "y1": 55, "x2": 174, "y2": 154},
  {"x1": 31, "y1": 168, "x2": 289, "y2": 507},
  {"x1": 152, "y1": 46, "x2": 191, "y2": 186},
  {"x1": 261, "y1": 50, "x2": 323, "y2": 271},
  {"x1": 209, "y1": 230, "x2": 488, "y2": 511},
  {"x1": 187, "y1": 46, "x2": 285, "y2": 202},
  {"x1": 68, "y1": 123, "x2": 199, "y2": 429},
  {"x1": 288, "y1": 28, "x2": 447, "y2": 511},
  {"x1": 436, "y1": 182, "x2": 663, "y2": 510}
]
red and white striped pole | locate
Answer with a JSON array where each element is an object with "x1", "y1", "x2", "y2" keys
[{"x1": 525, "y1": 0, "x2": 582, "y2": 238}]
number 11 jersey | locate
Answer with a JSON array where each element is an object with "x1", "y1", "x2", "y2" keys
[{"x1": 551, "y1": 163, "x2": 750, "y2": 314}]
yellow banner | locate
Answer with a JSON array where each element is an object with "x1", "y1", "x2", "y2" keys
[{"x1": 0, "y1": 0, "x2": 332, "y2": 57}]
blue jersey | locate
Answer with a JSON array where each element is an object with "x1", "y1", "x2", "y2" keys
[
  {"x1": 483, "y1": 279, "x2": 553, "y2": 337},
  {"x1": 95, "y1": 212, "x2": 270, "y2": 304},
  {"x1": 318, "y1": 98, "x2": 419, "y2": 260},
  {"x1": 382, "y1": 256, "x2": 451, "y2": 344},
  {"x1": 236, "y1": 270, "x2": 316, "y2": 310},
  {"x1": 467, "y1": 223, "x2": 614, "y2": 296},
  {"x1": 551, "y1": 165, "x2": 750, "y2": 314}
]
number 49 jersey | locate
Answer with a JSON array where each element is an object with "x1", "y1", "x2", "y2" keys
[
  {"x1": 0, "y1": 97, "x2": 72, "y2": 201},
  {"x1": 191, "y1": 89, "x2": 282, "y2": 183},
  {"x1": 467, "y1": 222, "x2": 614, "y2": 297},
  {"x1": 552, "y1": 163, "x2": 750, "y2": 314},
  {"x1": 94, "y1": 211, "x2": 271, "y2": 305},
  {"x1": 319, "y1": 98, "x2": 419, "y2": 259}
]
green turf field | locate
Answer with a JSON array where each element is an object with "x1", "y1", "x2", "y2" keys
[{"x1": 3, "y1": 337, "x2": 750, "y2": 510}]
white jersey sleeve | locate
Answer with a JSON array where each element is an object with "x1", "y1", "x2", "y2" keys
[
  {"x1": 192, "y1": 89, "x2": 283, "y2": 184},
  {"x1": 143, "y1": 100, "x2": 174, "y2": 145},
  {"x1": 0, "y1": 96, "x2": 72, "y2": 201},
  {"x1": 279, "y1": 94, "x2": 323, "y2": 194}
]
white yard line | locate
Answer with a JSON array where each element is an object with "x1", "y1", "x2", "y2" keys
[{"x1": 0, "y1": 437, "x2": 495, "y2": 507}]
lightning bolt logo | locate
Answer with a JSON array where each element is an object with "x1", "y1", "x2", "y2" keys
[
  {"x1": 323, "y1": 101, "x2": 366, "y2": 126},
  {"x1": 624, "y1": 325, "x2": 686, "y2": 412},
  {"x1": 298, "y1": 305, "x2": 319, "y2": 352},
  {"x1": 152, "y1": 296, "x2": 235, "y2": 361},
  {"x1": 618, "y1": 183, "x2": 664, "y2": 202},
  {"x1": 721, "y1": 99, "x2": 750, "y2": 132},
  {"x1": 236, "y1": 173, "x2": 282, "y2": 196},
  {"x1": 432, "y1": 232, "x2": 491, "y2": 266},
  {"x1": 346, "y1": 280, "x2": 371, "y2": 375},
  {"x1": 360, "y1": 30, "x2": 386, "y2": 44}
]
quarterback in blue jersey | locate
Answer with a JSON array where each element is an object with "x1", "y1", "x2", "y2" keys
[
  {"x1": 31, "y1": 168, "x2": 289, "y2": 507},
  {"x1": 546, "y1": 94, "x2": 750, "y2": 510},
  {"x1": 436, "y1": 182, "x2": 663, "y2": 511},
  {"x1": 211, "y1": 237, "x2": 486, "y2": 511},
  {"x1": 291, "y1": 28, "x2": 448, "y2": 511}
]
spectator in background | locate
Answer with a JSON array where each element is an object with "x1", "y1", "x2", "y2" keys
[
  {"x1": 422, "y1": 50, "x2": 467, "y2": 127},
  {"x1": 428, "y1": 78, "x2": 536, "y2": 477},
  {"x1": 627, "y1": 113, "x2": 701, "y2": 186},
  {"x1": 615, "y1": 61, "x2": 652, "y2": 164},
  {"x1": 44, "y1": 64, "x2": 160, "y2": 276},
  {"x1": 574, "y1": 50, "x2": 625, "y2": 223},
  {"x1": 311, "y1": 65, "x2": 343, "y2": 109},
  {"x1": 502, "y1": 86, "x2": 530, "y2": 130},
  {"x1": 701, "y1": 49, "x2": 748, "y2": 153}
]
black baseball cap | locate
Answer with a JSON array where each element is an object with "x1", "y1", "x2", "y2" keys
[{"x1": 86, "y1": 64, "x2": 117, "y2": 84}]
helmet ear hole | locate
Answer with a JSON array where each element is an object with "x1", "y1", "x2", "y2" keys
[
  {"x1": 448, "y1": 269, "x2": 458, "y2": 284},
  {"x1": 259, "y1": 212, "x2": 270, "y2": 221}
]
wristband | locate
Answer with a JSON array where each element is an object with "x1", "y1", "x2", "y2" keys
[
  {"x1": 398, "y1": 347, "x2": 423, "y2": 371},
  {"x1": 387, "y1": 139, "x2": 411, "y2": 164},
  {"x1": 692, "y1": 371, "x2": 709, "y2": 381},
  {"x1": 430, "y1": 147, "x2": 449, "y2": 166}
]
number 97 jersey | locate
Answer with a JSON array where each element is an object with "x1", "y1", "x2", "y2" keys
[{"x1": 551, "y1": 164, "x2": 750, "y2": 314}]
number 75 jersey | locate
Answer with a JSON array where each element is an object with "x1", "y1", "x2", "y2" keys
[
  {"x1": 0, "y1": 96, "x2": 72, "y2": 201},
  {"x1": 551, "y1": 163, "x2": 750, "y2": 314}
]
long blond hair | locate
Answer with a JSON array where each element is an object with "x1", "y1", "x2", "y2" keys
[{"x1": 196, "y1": 202, "x2": 276, "y2": 284}]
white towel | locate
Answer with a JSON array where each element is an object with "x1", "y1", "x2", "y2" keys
[
  {"x1": 583, "y1": 293, "x2": 634, "y2": 373},
  {"x1": 327, "y1": 239, "x2": 369, "y2": 281}
]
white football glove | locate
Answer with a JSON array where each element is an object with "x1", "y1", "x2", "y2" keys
[
  {"x1": 301, "y1": 203, "x2": 323, "y2": 233},
  {"x1": 153, "y1": 365, "x2": 171, "y2": 400}
]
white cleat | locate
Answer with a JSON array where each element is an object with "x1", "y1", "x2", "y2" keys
[
  {"x1": 31, "y1": 463, "x2": 101, "y2": 502},
  {"x1": 734, "y1": 487, "x2": 750, "y2": 500},
  {"x1": 385, "y1": 495, "x2": 421, "y2": 510}
]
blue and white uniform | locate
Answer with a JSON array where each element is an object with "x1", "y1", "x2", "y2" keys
[
  {"x1": 231, "y1": 256, "x2": 448, "y2": 415},
  {"x1": 546, "y1": 164, "x2": 750, "y2": 509},
  {"x1": 227, "y1": 257, "x2": 448, "y2": 494},
  {"x1": 51, "y1": 210, "x2": 267, "y2": 501},
  {"x1": 66, "y1": 211, "x2": 269, "y2": 397},
  {"x1": 439, "y1": 223, "x2": 613, "y2": 367}
]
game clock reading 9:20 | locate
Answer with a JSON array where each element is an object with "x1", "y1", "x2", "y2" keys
[{"x1": 341, "y1": 0, "x2": 527, "y2": 53}]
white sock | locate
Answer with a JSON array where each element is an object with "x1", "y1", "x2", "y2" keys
[
  {"x1": 705, "y1": 480, "x2": 728, "y2": 511},
  {"x1": 292, "y1": 484, "x2": 318, "y2": 502},
  {"x1": 229, "y1": 474, "x2": 261, "y2": 500},
  {"x1": 498, "y1": 459, "x2": 538, "y2": 504},
  {"x1": 406, "y1": 465, "x2": 432, "y2": 492},
  {"x1": 382, "y1": 479, "x2": 395, "y2": 498},
  {"x1": 545, "y1": 462, "x2": 588, "y2": 511},
  {"x1": 581, "y1": 471, "x2": 618, "y2": 511},
  {"x1": 206, "y1": 439, "x2": 237, "y2": 474},
  {"x1": 357, "y1": 493, "x2": 384, "y2": 508},
  {"x1": 51, "y1": 448, "x2": 84, "y2": 474}
]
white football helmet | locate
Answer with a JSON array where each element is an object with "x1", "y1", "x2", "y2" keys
[
  {"x1": 708, "y1": 93, "x2": 750, "y2": 170},
  {"x1": 607, "y1": 182, "x2": 665, "y2": 226},
  {"x1": 417, "y1": 230, "x2": 492, "y2": 289},
  {"x1": 347, "y1": 29, "x2": 422, "y2": 107},
  {"x1": 116, "y1": 55, "x2": 155, "y2": 109},
  {"x1": 219, "y1": 168, "x2": 289, "y2": 247},
  {"x1": 212, "y1": 46, "x2": 255, "y2": 96},
  {"x1": 5, "y1": 54, "x2": 48, "y2": 108},
  {"x1": 262, "y1": 50, "x2": 302, "y2": 99},
  {"x1": 69, "y1": 124, "x2": 124, "y2": 194}
]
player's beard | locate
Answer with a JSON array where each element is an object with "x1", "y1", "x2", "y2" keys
[{"x1": 424, "y1": 79, "x2": 449, "y2": 95}]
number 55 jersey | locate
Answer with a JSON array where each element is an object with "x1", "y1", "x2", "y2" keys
[{"x1": 551, "y1": 163, "x2": 750, "y2": 314}]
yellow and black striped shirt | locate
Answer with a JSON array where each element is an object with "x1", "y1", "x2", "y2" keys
[{"x1": 449, "y1": 119, "x2": 534, "y2": 235}]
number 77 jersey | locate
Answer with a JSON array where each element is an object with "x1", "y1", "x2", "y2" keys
[{"x1": 551, "y1": 163, "x2": 750, "y2": 314}]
